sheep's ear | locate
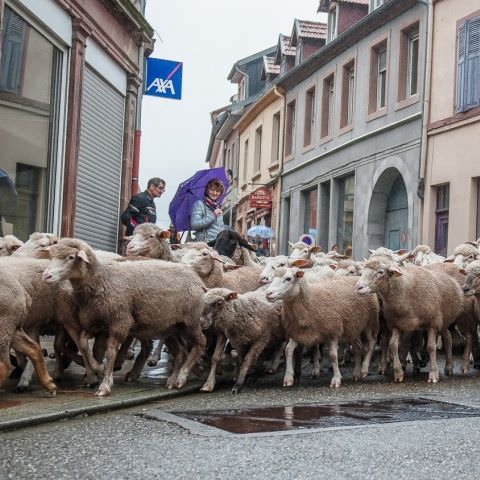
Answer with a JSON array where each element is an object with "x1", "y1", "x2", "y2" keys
[
  {"x1": 201, "y1": 286, "x2": 209, "y2": 293},
  {"x1": 224, "y1": 264, "x2": 241, "y2": 271},
  {"x1": 368, "y1": 249, "x2": 374, "y2": 255},
  {"x1": 288, "y1": 241, "x2": 294, "y2": 248},
  {"x1": 329, "y1": 264, "x2": 337, "y2": 271},
  {"x1": 158, "y1": 230, "x2": 171, "y2": 240},
  {"x1": 310, "y1": 246, "x2": 321, "y2": 253},
  {"x1": 465, "y1": 241, "x2": 478, "y2": 247},
  {"x1": 77, "y1": 250, "x2": 90, "y2": 264},
  {"x1": 226, "y1": 291, "x2": 238, "y2": 301},
  {"x1": 171, "y1": 244, "x2": 182, "y2": 250},
  {"x1": 9, "y1": 243, "x2": 22, "y2": 252},
  {"x1": 387, "y1": 265, "x2": 402, "y2": 277},
  {"x1": 444, "y1": 255, "x2": 454, "y2": 263},
  {"x1": 210, "y1": 252, "x2": 226, "y2": 264},
  {"x1": 295, "y1": 270, "x2": 305, "y2": 278},
  {"x1": 459, "y1": 268, "x2": 466, "y2": 275},
  {"x1": 335, "y1": 254, "x2": 349, "y2": 259},
  {"x1": 290, "y1": 259, "x2": 309, "y2": 268},
  {"x1": 396, "y1": 249, "x2": 408, "y2": 255}
]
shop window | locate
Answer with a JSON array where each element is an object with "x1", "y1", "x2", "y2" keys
[
  {"x1": 434, "y1": 184, "x2": 449, "y2": 257},
  {"x1": 303, "y1": 188, "x2": 318, "y2": 240},
  {"x1": 0, "y1": 6, "x2": 62, "y2": 239},
  {"x1": 336, "y1": 175, "x2": 355, "y2": 256},
  {"x1": 304, "y1": 87, "x2": 315, "y2": 147}
]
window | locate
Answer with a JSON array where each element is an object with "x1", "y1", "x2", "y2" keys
[
  {"x1": 319, "y1": 182, "x2": 331, "y2": 252},
  {"x1": 242, "y1": 139, "x2": 249, "y2": 183},
  {"x1": 238, "y1": 78, "x2": 246, "y2": 101},
  {"x1": 304, "y1": 87, "x2": 315, "y2": 147},
  {"x1": 456, "y1": 17, "x2": 480, "y2": 113},
  {"x1": 337, "y1": 175, "x2": 355, "y2": 255},
  {"x1": 271, "y1": 111, "x2": 281, "y2": 164},
  {"x1": 321, "y1": 74, "x2": 335, "y2": 138},
  {"x1": 327, "y1": 7, "x2": 338, "y2": 43},
  {"x1": 398, "y1": 23, "x2": 419, "y2": 102},
  {"x1": 341, "y1": 61, "x2": 355, "y2": 128},
  {"x1": 369, "y1": 40, "x2": 388, "y2": 114},
  {"x1": 370, "y1": 0, "x2": 385, "y2": 11},
  {"x1": 434, "y1": 184, "x2": 449, "y2": 257},
  {"x1": 254, "y1": 126, "x2": 262, "y2": 173},
  {"x1": 282, "y1": 197, "x2": 291, "y2": 255},
  {"x1": 0, "y1": 6, "x2": 63, "y2": 240},
  {"x1": 303, "y1": 188, "x2": 318, "y2": 239},
  {"x1": 285, "y1": 100, "x2": 296, "y2": 157}
]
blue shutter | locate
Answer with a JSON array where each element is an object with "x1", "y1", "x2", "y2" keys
[
  {"x1": 0, "y1": 8, "x2": 26, "y2": 93},
  {"x1": 456, "y1": 23, "x2": 466, "y2": 112},
  {"x1": 457, "y1": 17, "x2": 480, "y2": 113}
]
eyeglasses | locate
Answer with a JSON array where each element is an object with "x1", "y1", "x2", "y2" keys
[{"x1": 153, "y1": 185, "x2": 165, "y2": 192}]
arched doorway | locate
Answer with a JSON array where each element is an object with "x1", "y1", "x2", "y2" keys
[{"x1": 367, "y1": 168, "x2": 408, "y2": 251}]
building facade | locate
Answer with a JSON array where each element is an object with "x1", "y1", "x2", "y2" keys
[
  {"x1": 421, "y1": 0, "x2": 480, "y2": 255},
  {"x1": 277, "y1": 0, "x2": 426, "y2": 258},
  {"x1": 0, "y1": 0, "x2": 153, "y2": 250}
]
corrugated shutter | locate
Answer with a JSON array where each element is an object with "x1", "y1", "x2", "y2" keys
[{"x1": 74, "y1": 67, "x2": 125, "y2": 251}]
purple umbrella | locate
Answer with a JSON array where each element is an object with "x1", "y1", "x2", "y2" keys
[{"x1": 169, "y1": 167, "x2": 229, "y2": 232}]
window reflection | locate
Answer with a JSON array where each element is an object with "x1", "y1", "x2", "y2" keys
[{"x1": 0, "y1": 6, "x2": 60, "y2": 239}]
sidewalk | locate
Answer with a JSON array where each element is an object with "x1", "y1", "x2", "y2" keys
[{"x1": 0, "y1": 353, "x2": 202, "y2": 432}]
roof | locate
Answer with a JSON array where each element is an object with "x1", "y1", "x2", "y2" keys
[
  {"x1": 318, "y1": 0, "x2": 369, "y2": 13},
  {"x1": 227, "y1": 46, "x2": 276, "y2": 81},
  {"x1": 262, "y1": 56, "x2": 280, "y2": 75},
  {"x1": 291, "y1": 19, "x2": 328, "y2": 46},
  {"x1": 274, "y1": 34, "x2": 296, "y2": 64}
]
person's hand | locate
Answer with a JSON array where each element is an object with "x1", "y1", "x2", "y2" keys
[{"x1": 214, "y1": 208, "x2": 222, "y2": 217}]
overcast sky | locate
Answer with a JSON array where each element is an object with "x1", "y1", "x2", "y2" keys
[{"x1": 140, "y1": 1, "x2": 326, "y2": 227}]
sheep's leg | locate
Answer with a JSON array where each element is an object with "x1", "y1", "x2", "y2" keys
[
  {"x1": 427, "y1": 327, "x2": 440, "y2": 384},
  {"x1": 232, "y1": 337, "x2": 270, "y2": 394},
  {"x1": 472, "y1": 328, "x2": 480, "y2": 369},
  {"x1": 125, "y1": 340, "x2": 151, "y2": 382},
  {"x1": 175, "y1": 327, "x2": 206, "y2": 389},
  {"x1": 329, "y1": 338, "x2": 341, "y2": 388},
  {"x1": 79, "y1": 331, "x2": 104, "y2": 376},
  {"x1": 114, "y1": 336, "x2": 134, "y2": 371},
  {"x1": 389, "y1": 328, "x2": 403, "y2": 383},
  {"x1": 165, "y1": 338, "x2": 184, "y2": 389},
  {"x1": 441, "y1": 329, "x2": 453, "y2": 376},
  {"x1": 351, "y1": 339, "x2": 362, "y2": 381},
  {"x1": 16, "y1": 360, "x2": 35, "y2": 392},
  {"x1": 378, "y1": 329, "x2": 389, "y2": 375},
  {"x1": 11, "y1": 330, "x2": 56, "y2": 395},
  {"x1": 283, "y1": 338, "x2": 298, "y2": 387},
  {"x1": 266, "y1": 341, "x2": 286, "y2": 375},
  {"x1": 147, "y1": 340, "x2": 164, "y2": 367},
  {"x1": 361, "y1": 329, "x2": 376, "y2": 378},
  {"x1": 461, "y1": 331, "x2": 473, "y2": 374},
  {"x1": 53, "y1": 329, "x2": 67, "y2": 381},
  {"x1": 95, "y1": 336, "x2": 121, "y2": 396},
  {"x1": 201, "y1": 334, "x2": 227, "y2": 393},
  {"x1": 311, "y1": 344, "x2": 321, "y2": 379}
]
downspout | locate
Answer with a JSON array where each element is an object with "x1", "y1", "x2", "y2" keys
[
  {"x1": 418, "y1": 0, "x2": 433, "y2": 243},
  {"x1": 132, "y1": 41, "x2": 145, "y2": 195},
  {"x1": 273, "y1": 85, "x2": 285, "y2": 255}
]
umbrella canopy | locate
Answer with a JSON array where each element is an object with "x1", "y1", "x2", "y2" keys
[
  {"x1": 247, "y1": 225, "x2": 274, "y2": 239},
  {"x1": 169, "y1": 167, "x2": 229, "y2": 232}
]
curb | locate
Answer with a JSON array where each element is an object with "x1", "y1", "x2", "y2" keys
[{"x1": 0, "y1": 382, "x2": 203, "y2": 433}]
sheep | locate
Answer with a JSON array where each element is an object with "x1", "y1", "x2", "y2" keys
[
  {"x1": 401, "y1": 245, "x2": 445, "y2": 266},
  {"x1": 200, "y1": 288, "x2": 284, "y2": 393},
  {"x1": 288, "y1": 241, "x2": 318, "y2": 265},
  {"x1": 0, "y1": 235, "x2": 23, "y2": 256},
  {"x1": 42, "y1": 238, "x2": 206, "y2": 396},
  {"x1": 445, "y1": 243, "x2": 480, "y2": 269},
  {"x1": 12, "y1": 232, "x2": 58, "y2": 258},
  {"x1": 356, "y1": 257, "x2": 464, "y2": 383},
  {"x1": 265, "y1": 268, "x2": 379, "y2": 388},
  {"x1": 209, "y1": 228, "x2": 258, "y2": 259},
  {"x1": 0, "y1": 257, "x2": 58, "y2": 394},
  {"x1": 258, "y1": 255, "x2": 290, "y2": 285},
  {"x1": 125, "y1": 223, "x2": 176, "y2": 261},
  {"x1": 334, "y1": 259, "x2": 364, "y2": 277},
  {"x1": 180, "y1": 242, "x2": 263, "y2": 293}
]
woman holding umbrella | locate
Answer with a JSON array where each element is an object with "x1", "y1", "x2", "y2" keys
[{"x1": 190, "y1": 178, "x2": 225, "y2": 242}]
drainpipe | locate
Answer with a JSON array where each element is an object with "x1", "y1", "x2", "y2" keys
[
  {"x1": 273, "y1": 85, "x2": 285, "y2": 255},
  {"x1": 418, "y1": 0, "x2": 433, "y2": 244},
  {"x1": 132, "y1": 42, "x2": 145, "y2": 195}
]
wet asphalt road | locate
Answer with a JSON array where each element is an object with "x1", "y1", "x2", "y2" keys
[{"x1": 3, "y1": 359, "x2": 480, "y2": 480}]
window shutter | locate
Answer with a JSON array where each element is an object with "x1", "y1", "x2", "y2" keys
[
  {"x1": 455, "y1": 22, "x2": 466, "y2": 112},
  {"x1": 0, "y1": 8, "x2": 26, "y2": 93},
  {"x1": 465, "y1": 17, "x2": 480, "y2": 111}
]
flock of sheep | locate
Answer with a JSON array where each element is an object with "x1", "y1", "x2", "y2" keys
[{"x1": 2, "y1": 225, "x2": 480, "y2": 398}]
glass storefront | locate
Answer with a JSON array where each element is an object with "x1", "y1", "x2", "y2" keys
[
  {"x1": 303, "y1": 188, "x2": 317, "y2": 241},
  {"x1": 336, "y1": 175, "x2": 355, "y2": 256},
  {"x1": 0, "y1": 6, "x2": 62, "y2": 239}
]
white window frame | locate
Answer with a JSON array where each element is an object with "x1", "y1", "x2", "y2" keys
[
  {"x1": 406, "y1": 31, "x2": 419, "y2": 97},
  {"x1": 376, "y1": 46, "x2": 387, "y2": 110}
]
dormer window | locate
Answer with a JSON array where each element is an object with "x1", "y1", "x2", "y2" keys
[
  {"x1": 370, "y1": 0, "x2": 385, "y2": 11},
  {"x1": 238, "y1": 77, "x2": 246, "y2": 101},
  {"x1": 327, "y1": 6, "x2": 338, "y2": 42}
]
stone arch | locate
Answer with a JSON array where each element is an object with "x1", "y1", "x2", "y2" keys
[{"x1": 367, "y1": 167, "x2": 409, "y2": 250}]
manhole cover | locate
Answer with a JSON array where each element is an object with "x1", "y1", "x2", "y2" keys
[{"x1": 171, "y1": 398, "x2": 480, "y2": 434}]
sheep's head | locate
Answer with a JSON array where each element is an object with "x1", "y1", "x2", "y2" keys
[
  {"x1": 42, "y1": 239, "x2": 94, "y2": 283},
  {"x1": 265, "y1": 267, "x2": 304, "y2": 302},
  {"x1": 181, "y1": 243, "x2": 218, "y2": 276},
  {"x1": 258, "y1": 255, "x2": 289, "y2": 285},
  {"x1": 335, "y1": 259, "x2": 361, "y2": 277},
  {"x1": 356, "y1": 258, "x2": 403, "y2": 295},
  {"x1": 288, "y1": 242, "x2": 319, "y2": 263},
  {"x1": 448, "y1": 243, "x2": 480, "y2": 269},
  {"x1": 0, "y1": 235, "x2": 23, "y2": 256},
  {"x1": 201, "y1": 288, "x2": 238, "y2": 328},
  {"x1": 462, "y1": 260, "x2": 480, "y2": 296},
  {"x1": 126, "y1": 224, "x2": 170, "y2": 257}
]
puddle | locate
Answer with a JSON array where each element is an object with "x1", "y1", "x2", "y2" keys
[
  {"x1": 173, "y1": 398, "x2": 480, "y2": 434},
  {"x1": 0, "y1": 400, "x2": 23, "y2": 410}
]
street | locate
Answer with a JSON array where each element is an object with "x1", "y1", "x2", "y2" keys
[{"x1": 2, "y1": 358, "x2": 480, "y2": 479}]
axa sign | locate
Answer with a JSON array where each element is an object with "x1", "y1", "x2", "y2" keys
[{"x1": 145, "y1": 58, "x2": 183, "y2": 100}]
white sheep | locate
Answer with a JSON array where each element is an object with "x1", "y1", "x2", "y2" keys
[
  {"x1": 12, "y1": 232, "x2": 58, "y2": 258},
  {"x1": 0, "y1": 235, "x2": 24, "y2": 256}
]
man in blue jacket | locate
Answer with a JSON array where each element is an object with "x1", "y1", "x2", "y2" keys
[{"x1": 121, "y1": 177, "x2": 165, "y2": 236}]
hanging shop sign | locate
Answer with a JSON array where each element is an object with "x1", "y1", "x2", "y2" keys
[
  {"x1": 145, "y1": 58, "x2": 183, "y2": 100},
  {"x1": 249, "y1": 187, "x2": 272, "y2": 209}
]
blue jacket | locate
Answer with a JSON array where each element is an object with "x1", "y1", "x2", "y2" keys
[{"x1": 190, "y1": 199, "x2": 224, "y2": 242}]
